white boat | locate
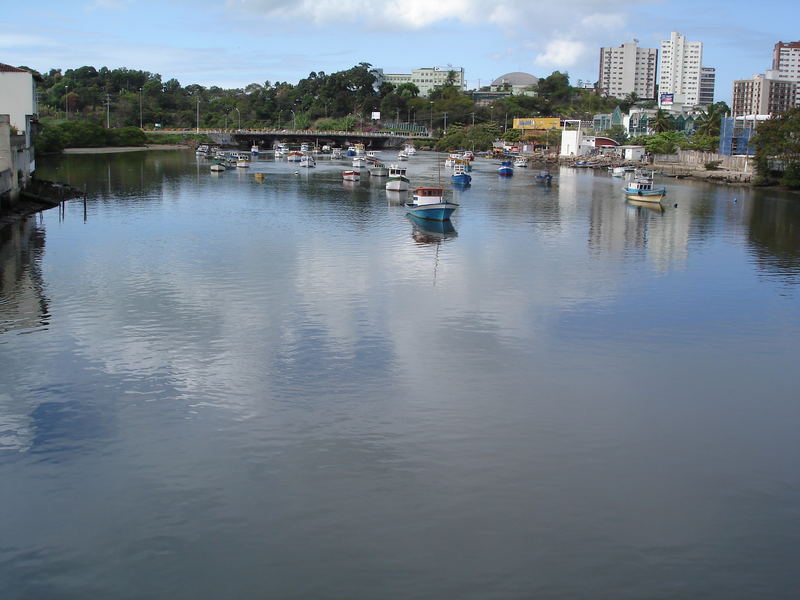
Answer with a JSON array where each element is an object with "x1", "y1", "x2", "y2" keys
[
  {"x1": 352, "y1": 157, "x2": 369, "y2": 168},
  {"x1": 398, "y1": 150, "x2": 409, "y2": 161},
  {"x1": 251, "y1": 144, "x2": 260, "y2": 156},
  {"x1": 406, "y1": 186, "x2": 458, "y2": 221},
  {"x1": 300, "y1": 154, "x2": 316, "y2": 168},
  {"x1": 300, "y1": 143, "x2": 309, "y2": 153},
  {"x1": 342, "y1": 170, "x2": 360, "y2": 182},
  {"x1": 331, "y1": 147, "x2": 344, "y2": 159},
  {"x1": 386, "y1": 165, "x2": 410, "y2": 191},
  {"x1": 236, "y1": 156, "x2": 250, "y2": 168},
  {"x1": 287, "y1": 151, "x2": 304, "y2": 162},
  {"x1": 367, "y1": 150, "x2": 379, "y2": 158},
  {"x1": 210, "y1": 163, "x2": 226, "y2": 172},
  {"x1": 196, "y1": 144, "x2": 210, "y2": 156},
  {"x1": 610, "y1": 166, "x2": 626, "y2": 177},
  {"x1": 404, "y1": 144, "x2": 417, "y2": 155},
  {"x1": 444, "y1": 153, "x2": 460, "y2": 168},
  {"x1": 274, "y1": 143, "x2": 289, "y2": 158},
  {"x1": 369, "y1": 162, "x2": 389, "y2": 177},
  {"x1": 354, "y1": 143, "x2": 366, "y2": 156},
  {"x1": 514, "y1": 156, "x2": 528, "y2": 168}
]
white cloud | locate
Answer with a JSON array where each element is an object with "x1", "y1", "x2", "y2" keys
[{"x1": 534, "y1": 39, "x2": 587, "y2": 68}]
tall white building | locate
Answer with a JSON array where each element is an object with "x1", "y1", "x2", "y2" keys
[
  {"x1": 771, "y1": 41, "x2": 800, "y2": 105},
  {"x1": 658, "y1": 31, "x2": 704, "y2": 108},
  {"x1": 699, "y1": 67, "x2": 716, "y2": 106},
  {"x1": 598, "y1": 40, "x2": 658, "y2": 99},
  {"x1": 375, "y1": 67, "x2": 465, "y2": 98}
]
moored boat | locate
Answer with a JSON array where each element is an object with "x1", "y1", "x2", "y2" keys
[
  {"x1": 451, "y1": 163, "x2": 472, "y2": 185},
  {"x1": 535, "y1": 170, "x2": 553, "y2": 183},
  {"x1": 251, "y1": 144, "x2": 260, "y2": 156},
  {"x1": 369, "y1": 162, "x2": 389, "y2": 177},
  {"x1": 498, "y1": 160, "x2": 514, "y2": 177},
  {"x1": 287, "y1": 151, "x2": 303, "y2": 162},
  {"x1": 386, "y1": 165, "x2": 410, "y2": 191},
  {"x1": 300, "y1": 154, "x2": 316, "y2": 168},
  {"x1": 236, "y1": 155, "x2": 250, "y2": 168},
  {"x1": 514, "y1": 156, "x2": 528, "y2": 168},
  {"x1": 210, "y1": 162, "x2": 226, "y2": 172},
  {"x1": 342, "y1": 170, "x2": 360, "y2": 182},
  {"x1": 623, "y1": 177, "x2": 666, "y2": 202},
  {"x1": 406, "y1": 186, "x2": 458, "y2": 221}
]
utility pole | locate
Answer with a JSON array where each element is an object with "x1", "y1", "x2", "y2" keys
[
  {"x1": 105, "y1": 94, "x2": 110, "y2": 128},
  {"x1": 139, "y1": 87, "x2": 143, "y2": 129},
  {"x1": 196, "y1": 98, "x2": 200, "y2": 133},
  {"x1": 64, "y1": 85, "x2": 69, "y2": 120},
  {"x1": 443, "y1": 112, "x2": 448, "y2": 135}
]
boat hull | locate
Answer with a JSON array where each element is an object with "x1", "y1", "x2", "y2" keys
[
  {"x1": 386, "y1": 178, "x2": 409, "y2": 191},
  {"x1": 451, "y1": 174, "x2": 472, "y2": 185},
  {"x1": 623, "y1": 188, "x2": 666, "y2": 202},
  {"x1": 369, "y1": 167, "x2": 389, "y2": 177},
  {"x1": 405, "y1": 202, "x2": 458, "y2": 221},
  {"x1": 498, "y1": 167, "x2": 513, "y2": 176},
  {"x1": 342, "y1": 171, "x2": 360, "y2": 182}
]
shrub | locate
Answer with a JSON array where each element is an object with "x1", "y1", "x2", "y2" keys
[{"x1": 704, "y1": 160, "x2": 722, "y2": 171}]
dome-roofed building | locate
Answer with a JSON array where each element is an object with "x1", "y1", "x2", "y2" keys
[{"x1": 491, "y1": 72, "x2": 539, "y2": 94}]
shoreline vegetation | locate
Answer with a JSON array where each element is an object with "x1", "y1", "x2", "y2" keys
[{"x1": 62, "y1": 144, "x2": 189, "y2": 154}]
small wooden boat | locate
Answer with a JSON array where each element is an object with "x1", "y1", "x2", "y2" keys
[
  {"x1": 498, "y1": 160, "x2": 514, "y2": 177},
  {"x1": 451, "y1": 164, "x2": 472, "y2": 185},
  {"x1": 623, "y1": 177, "x2": 666, "y2": 202},
  {"x1": 406, "y1": 186, "x2": 458, "y2": 221},
  {"x1": 342, "y1": 170, "x2": 360, "y2": 182},
  {"x1": 386, "y1": 165, "x2": 409, "y2": 191}
]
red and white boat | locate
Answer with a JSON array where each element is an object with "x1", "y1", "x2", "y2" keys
[{"x1": 342, "y1": 170, "x2": 360, "y2": 182}]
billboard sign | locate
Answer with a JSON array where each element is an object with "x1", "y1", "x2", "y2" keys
[
  {"x1": 371, "y1": 111, "x2": 381, "y2": 120},
  {"x1": 660, "y1": 93, "x2": 674, "y2": 105}
]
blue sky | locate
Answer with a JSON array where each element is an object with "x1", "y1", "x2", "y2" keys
[{"x1": 2, "y1": 0, "x2": 798, "y2": 103}]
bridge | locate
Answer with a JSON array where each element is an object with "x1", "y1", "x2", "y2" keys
[{"x1": 152, "y1": 128, "x2": 433, "y2": 150}]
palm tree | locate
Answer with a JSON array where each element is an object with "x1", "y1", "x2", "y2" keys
[
  {"x1": 695, "y1": 103, "x2": 725, "y2": 136},
  {"x1": 652, "y1": 108, "x2": 672, "y2": 133}
]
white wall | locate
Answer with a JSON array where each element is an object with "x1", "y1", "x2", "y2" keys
[{"x1": 0, "y1": 71, "x2": 36, "y2": 135}]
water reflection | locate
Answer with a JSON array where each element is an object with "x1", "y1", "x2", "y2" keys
[
  {"x1": 0, "y1": 217, "x2": 49, "y2": 335},
  {"x1": 407, "y1": 214, "x2": 458, "y2": 245}
]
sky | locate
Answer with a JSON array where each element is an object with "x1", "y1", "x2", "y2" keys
[{"x1": 1, "y1": 0, "x2": 799, "y2": 104}]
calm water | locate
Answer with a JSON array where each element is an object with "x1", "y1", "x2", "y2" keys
[{"x1": 2, "y1": 149, "x2": 800, "y2": 599}]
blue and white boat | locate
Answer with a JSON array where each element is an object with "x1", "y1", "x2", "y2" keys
[
  {"x1": 498, "y1": 160, "x2": 514, "y2": 177},
  {"x1": 623, "y1": 176, "x2": 666, "y2": 203},
  {"x1": 251, "y1": 144, "x2": 260, "y2": 156},
  {"x1": 535, "y1": 170, "x2": 553, "y2": 183},
  {"x1": 451, "y1": 163, "x2": 472, "y2": 185},
  {"x1": 406, "y1": 186, "x2": 458, "y2": 221}
]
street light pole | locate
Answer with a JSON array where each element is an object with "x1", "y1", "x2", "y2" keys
[
  {"x1": 234, "y1": 107, "x2": 241, "y2": 130},
  {"x1": 64, "y1": 85, "x2": 68, "y2": 120},
  {"x1": 443, "y1": 111, "x2": 448, "y2": 135},
  {"x1": 139, "y1": 87, "x2": 143, "y2": 129},
  {"x1": 429, "y1": 101, "x2": 434, "y2": 136},
  {"x1": 291, "y1": 109, "x2": 296, "y2": 130},
  {"x1": 196, "y1": 98, "x2": 200, "y2": 133}
]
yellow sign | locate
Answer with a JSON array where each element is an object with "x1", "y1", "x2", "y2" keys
[{"x1": 513, "y1": 118, "x2": 561, "y2": 130}]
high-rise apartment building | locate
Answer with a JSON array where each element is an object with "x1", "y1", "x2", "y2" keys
[
  {"x1": 598, "y1": 40, "x2": 658, "y2": 99},
  {"x1": 771, "y1": 41, "x2": 800, "y2": 104},
  {"x1": 731, "y1": 72, "x2": 797, "y2": 117},
  {"x1": 699, "y1": 67, "x2": 716, "y2": 106},
  {"x1": 658, "y1": 31, "x2": 704, "y2": 107}
]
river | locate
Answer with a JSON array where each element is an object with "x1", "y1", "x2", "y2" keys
[{"x1": 1, "y1": 149, "x2": 800, "y2": 599}]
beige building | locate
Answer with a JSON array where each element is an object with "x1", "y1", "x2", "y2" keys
[
  {"x1": 731, "y1": 72, "x2": 797, "y2": 117},
  {"x1": 598, "y1": 40, "x2": 658, "y2": 99}
]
